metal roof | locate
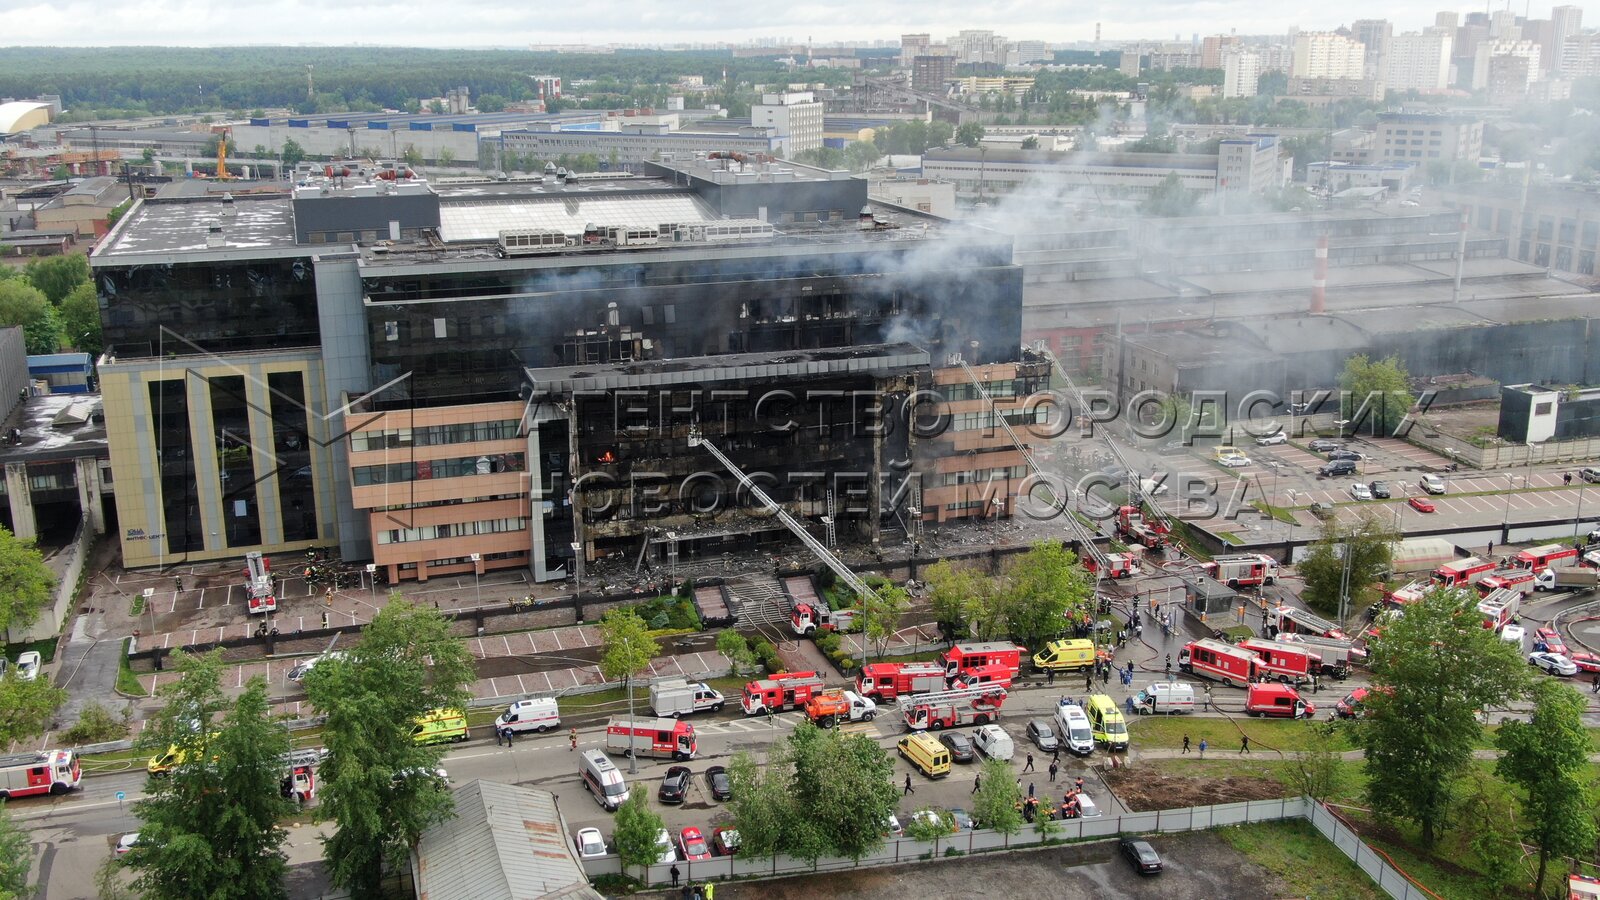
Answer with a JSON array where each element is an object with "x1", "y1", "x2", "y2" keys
[
  {"x1": 438, "y1": 192, "x2": 718, "y2": 242},
  {"x1": 411, "y1": 780, "x2": 599, "y2": 900}
]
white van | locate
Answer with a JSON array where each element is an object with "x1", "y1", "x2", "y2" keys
[
  {"x1": 1054, "y1": 702, "x2": 1095, "y2": 756},
  {"x1": 1132, "y1": 682, "x2": 1196, "y2": 715},
  {"x1": 972, "y1": 723, "x2": 1015, "y2": 761},
  {"x1": 497, "y1": 697, "x2": 561, "y2": 735},
  {"x1": 578, "y1": 749, "x2": 629, "y2": 811}
]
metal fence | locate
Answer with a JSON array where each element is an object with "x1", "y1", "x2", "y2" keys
[{"x1": 1307, "y1": 801, "x2": 1435, "y2": 900}]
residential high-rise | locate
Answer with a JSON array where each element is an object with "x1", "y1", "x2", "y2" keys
[
  {"x1": 1489, "y1": 9, "x2": 1517, "y2": 39},
  {"x1": 1352, "y1": 19, "x2": 1393, "y2": 83},
  {"x1": 1487, "y1": 54, "x2": 1533, "y2": 104},
  {"x1": 1435, "y1": 11, "x2": 1460, "y2": 30},
  {"x1": 1119, "y1": 49, "x2": 1142, "y2": 77},
  {"x1": 900, "y1": 33, "x2": 930, "y2": 67},
  {"x1": 948, "y1": 29, "x2": 1007, "y2": 65},
  {"x1": 1562, "y1": 33, "x2": 1600, "y2": 78},
  {"x1": 1222, "y1": 49, "x2": 1261, "y2": 98},
  {"x1": 1472, "y1": 40, "x2": 1540, "y2": 90},
  {"x1": 1291, "y1": 32, "x2": 1365, "y2": 79},
  {"x1": 1388, "y1": 30, "x2": 1453, "y2": 92},
  {"x1": 752, "y1": 92, "x2": 824, "y2": 156},
  {"x1": 912, "y1": 55, "x2": 956, "y2": 94},
  {"x1": 1012, "y1": 40, "x2": 1051, "y2": 65},
  {"x1": 1552, "y1": 5, "x2": 1583, "y2": 73},
  {"x1": 1201, "y1": 35, "x2": 1241, "y2": 69}
]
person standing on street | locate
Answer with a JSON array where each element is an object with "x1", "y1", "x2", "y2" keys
[
  {"x1": 1240, "y1": 735, "x2": 1250, "y2": 754},
  {"x1": 670, "y1": 865, "x2": 681, "y2": 888},
  {"x1": 904, "y1": 773, "x2": 915, "y2": 795},
  {"x1": 1199, "y1": 738, "x2": 1208, "y2": 759},
  {"x1": 1049, "y1": 760, "x2": 1059, "y2": 782},
  {"x1": 569, "y1": 727, "x2": 578, "y2": 751},
  {"x1": 971, "y1": 773, "x2": 981, "y2": 795},
  {"x1": 1182, "y1": 734, "x2": 1190, "y2": 754},
  {"x1": 1023, "y1": 753, "x2": 1034, "y2": 773}
]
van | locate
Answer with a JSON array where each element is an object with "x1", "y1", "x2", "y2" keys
[
  {"x1": 972, "y1": 723, "x2": 1015, "y2": 760},
  {"x1": 578, "y1": 749, "x2": 630, "y2": 811},
  {"x1": 1032, "y1": 638, "x2": 1096, "y2": 673},
  {"x1": 1054, "y1": 702, "x2": 1095, "y2": 756},
  {"x1": 1319, "y1": 459, "x2": 1356, "y2": 477},
  {"x1": 1131, "y1": 682, "x2": 1195, "y2": 715},
  {"x1": 896, "y1": 732, "x2": 952, "y2": 778},
  {"x1": 496, "y1": 697, "x2": 560, "y2": 735},
  {"x1": 1581, "y1": 467, "x2": 1600, "y2": 484},
  {"x1": 1085, "y1": 694, "x2": 1129, "y2": 750},
  {"x1": 411, "y1": 708, "x2": 469, "y2": 745}
]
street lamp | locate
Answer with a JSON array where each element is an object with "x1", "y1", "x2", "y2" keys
[
  {"x1": 1575, "y1": 477, "x2": 1588, "y2": 541},
  {"x1": 469, "y1": 553, "x2": 482, "y2": 608},
  {"x1": 664, "y1": 532, "x2": 678, "y2": 592},
  {"x1": 143, "y1": 587, "x2": 156, "y2": 638},
  {"x1": 1501, "y1": 472, "x2": 1516, "y2": 547},
  {"x1": 365, "y1": 563, "x2": 377, "y2": 601},
  {"x1": 571, "y1": 542, "x2": 583, "y2": 599}
]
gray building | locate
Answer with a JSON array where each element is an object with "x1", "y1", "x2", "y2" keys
[
  {"x1": 1434, "y1": 181, "x2": 1600, "y2": 276},
  {"x1": 497, "y1": 124, "x2": 781, "y2": 166}
]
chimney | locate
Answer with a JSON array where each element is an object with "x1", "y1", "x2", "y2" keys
[{"x1": 1310, "y1": 234, "x2": 1328, "y2": 315}]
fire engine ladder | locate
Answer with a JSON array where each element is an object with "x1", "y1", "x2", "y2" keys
[
  {"x1": 824, "y1": 488, "x2": 838, "y2": 550},
  {"x1": 687, "y1": 427, "x2": 881, "y2": 605},
  {"x1": 952, "y1": 358, "x2": 1112, "y2": 580},
  {"x1": 900, "y1": 684, "x2": 1009, "y2": 711},
  {"x1": 280, "y1": 747, "x2": 326, "y2": 772}
]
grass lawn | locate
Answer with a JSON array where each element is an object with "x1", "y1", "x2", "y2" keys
[
  {"x1": 1127, "y1": 714, "x2": 1359, "y2": 753},
  {"x1": 1218, "y1": 819, "x2": 1385, "y2": 900},
  {"x1": 1337, "y1": 809, "x2": 1568, "y2": 900},
  {"x1": 6, "y1": 636, "x2": 60, "y2": 664},
  {"x1": 116, "y1": 652, "x2": 148, "y2": 697}
]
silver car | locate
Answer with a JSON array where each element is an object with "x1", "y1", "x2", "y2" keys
[{"x1": 1348, "y1": 483, "x2": 1372, "y2": 501}]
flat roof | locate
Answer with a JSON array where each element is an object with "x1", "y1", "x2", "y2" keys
[
  {"x1": 925, "y1": 147, "x2": 1217, "y2": 169},
  {"x1": 411, "y1": 781, "x2": 598, "y2": 900},
  {"x1": 93, "y1": 196, "x2": 301, "y2": 261},
  {"x1": 524, "y1": 342, "x2": 930, "y2": 393},
  {"x1": 0, "y1": 393, "x2": 107, "y2": 464}
]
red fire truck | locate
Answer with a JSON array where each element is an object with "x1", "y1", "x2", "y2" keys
[
  {"x1": 1115, "y1": 506, "x2": 1169, "y2": 548},
  {"x1": 1385, "y1": 580, "x2": 1430, "y2": 608},
  {"x1": 740, "y1": 671, "x2": 826, "y2": 716},
  {"x1": 940, "y1": 642, "x2": 1025, "y2": 682},
  {"x1": 856, "y1": 661, "x2": 946, "y2": 701},
  {"x1": 902, "y1": 686, "x2": 1007, "y2": 731},
  {"x1": 604, "y1": 717, "x2": 697, "y2": 761},
  {"x1": 1178, "y1": 639, "x2": 1259, "y2": 687},
  {"x1": 1237, "y1": 637, "x2": 1320, "y2": 685},
  {"x1": 1270, "y1": 605, "x2": 1347, "y2": 640},
  {"x1": 1244, "y1": 683, "x2": 1315, "y2": 719},
  {"x1": 245, "y1": 551, "x2": 276, "y2": 615},
  {"x1": 1477, "y1": 588, "x2": 1521, "y2": 631},
  {"x1": 278, "y1": 748, "x2": 323, "y2": 803},
  {"x1": 1085, "y1": 553, "x2": 1140, "y2": 579},
  {"x1": 1204, "y1": 554, "x2": 1279, "y2": 588},
  {"x1": 1475, "y1": 568, "x2": 1537, "y2": 596},
  {"x1": 0, "y1": 750, "x2": 80, "y2": 799},
  {"x1": 950, "y1": 663, "x2": 1016, "y2": 690},
  {"x1": 1514, "y1": 543, "x2": 1579, "y2": 573},
  {"x1": 1432, "y1": 557, "x2": 1495, "y2": 587}
]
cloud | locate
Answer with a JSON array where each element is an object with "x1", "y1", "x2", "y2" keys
[{"x1": 4, "y1": 1, "x2": 1461, "y2": 47}]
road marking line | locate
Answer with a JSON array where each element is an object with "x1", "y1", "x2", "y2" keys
[
  {"x1": 553, "y1": 629, "x2": 564, "y2": 651},
  {"x1": 197, "y1": 588, "x2": 206, "y2": 609},
  {"x1": 516, "y1": 674, "x2": 527, "y2": 695},
  {"x1": 502, "y1": 635, "x2": 512, "y2": 658}
]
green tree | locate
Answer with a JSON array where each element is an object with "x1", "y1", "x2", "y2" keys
[
  {"x1": 0, "y1": 799, "x2": 31, "y2": 898},
  {"x1": 927, "y1": 120, "x2": 954, "y2": 148},
  {"x1": 399, "y1": 145, "x2": 423, "y2": 168},
  {"x1": 611, "y1": 791, "x2": 665, "y2": 881},
  {"x1": 305, "y1": 597, "x2": 475, "y2": 899},
  {"x1": 1019, "y1": 136, "x2": 1040, "y2": 150},
  {"x1": 971, "y1": 757, "x2": 1024, "y2": 835},
  {"x1": 599, "y1": 608, "x2": 658, "y2": 773},
  {"x1": 59, "y1": 700, "x2": 129, "y2": 745},
  {"x1": 857, "y1": 582, "x2": 911, "y2": 661},
  {"x1": 923, "y1": 559, "x2": 976, "y2": 642},
  {"x1": 1339, "y1": 354, "x2": 1413, "y2": 437},
  {"x1": 280, "y1": 139, "x2": 305, "y2": 169},
  {"x1": 1361, "y1": 586, "x2": 1528, "y2": 846},
  {"x1": 0, "y1": 526, "x2": 55, "y2": 635},
  {"x1": 794, "y1": 146, "x2": 846, "y2": 168},
  {"x1": 1297, "y1": 509, "x2": 1397, "y2": 619},
  {"x1": 1286, "y1": 720, "x2": 1349, "y2": 802},
  {"x1": 1454, "y1": 769, "x2": 1524, "y2": 893},
  {"x1": 785, "y1": 721, "x2": 897, "y2": 861},
  {"x1": 1002, "y1": 541, "x2": 1092, "y2": 648},
  {"x1": 903, "y1": 806, "x2": 954, "y2": 848},
  {"x1": 59, "y1": 281, "x2": 102, "y2": 357},
  {"x1": 475, "y1": 93, "x2": 508, "y2": 112},
  {"x1": 128, "y1": 652, "x2": 293, "y2": 900},
  {"x1": 724, "y1": 749, "x2": 794, "y2": 859},
  {"x1": 844, "y1": 140, "x2": 880, "y2": 172},
  {"x1": 141, "y1": 147, "x2": 157, "y2": 166},
  {"x1": 428, "y1": 99, "x2": 446, "y2": 114},
  {"x1": 1139, "y1": 172, "x2": 1197, "y2": 216},
  {"x1": 0, "y1": 280, "x2": 63, "y2": 354},
  {"x1": 437, "y1": 148, "x2": 456, "y2": 167},
  {"x1": 955, "y1": 122, "x2": 986, "y2": 147},
  {"x1": 0, "y1": 676, "x2": 66, "y2": 747},
  {"x1": 1496, "y1": 680, "x2": 1598, "y2": 896},
  {"x1": 715, "y1": 629, "x2": 754, "y2": 675}
]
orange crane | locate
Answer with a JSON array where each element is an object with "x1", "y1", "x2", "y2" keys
[{"x1": 216, "y1": 127, "x2": 232, "y2": 181}]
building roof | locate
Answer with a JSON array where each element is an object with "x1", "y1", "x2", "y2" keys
[
  {"x1": 410, "y1": 780, "x2": 599, "y2": 900},
  {"x1": 0, "y1": 102, "x2": 51, "y2": 136},
  {"x1": 92, "y1": 196, "x2": 301, "y2": 261},
  {"x1": 525, "y1": 342, "x2": 931, "y2": 393},
  {"x1": 925, "y1": 147, "x2": 1219, "y2": 170},
  {"x1": 439, "y1": 191, "x2": 716, "y2": 242},
  {"x1": 0, "y1": 393, "x2": 107, "y2": 464}
]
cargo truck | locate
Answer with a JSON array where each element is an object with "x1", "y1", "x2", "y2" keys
[
  {"x1": 1534, "y1": 566, "x2": 1600, "y2": 592},
  {"x1": 648, "y1": 679, "x2": 726, "y2": 718},
  {"x1": 803, "y1": 689, "x2": 876, "y2": 727}
]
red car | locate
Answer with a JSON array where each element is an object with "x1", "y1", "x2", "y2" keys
[
  {"x1": 1569, "y1": 652, "x2": 1600, "y2": 674},
  {"x1": 679, "y1": 827, "x2": 712, "y2": 862},
  {"x1": 1407, "y1": 497, "x2": 1435, "y2": 513},
  {"x1": 1535, "y1": 627, "x2": 1568, "y2": 656}
]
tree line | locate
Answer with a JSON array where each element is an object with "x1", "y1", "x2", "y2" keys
[{"x1": 0, "y1": 253, "x2": 102, "y2": 356}]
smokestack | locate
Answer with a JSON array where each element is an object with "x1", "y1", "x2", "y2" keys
[{"x1": 1310, "y1": 234, "x2": 1328, "y2": 315}]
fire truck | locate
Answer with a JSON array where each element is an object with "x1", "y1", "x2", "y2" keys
[
  {"x1": 1204, "y1": 554, "x2": 1279, "y2": 588},
  {"x1": 786, "y1": 575, "x2": 856, "y2": 636},
  {"x1": 279, "y1": 748, "x2": 323, "y2": 803},
  {"x1": 1514, "y1": 543, "x2": 1579, "y2": 573},
  {"x1": 1084, "y1": 552, "x2": 1140, "y2": 579},
  {"x1": 245, "y1": 551, "x2": 277, "y2": 615},
  {"x1": 740, "y1": 671, "x2": 826, "y2": 716},
  {"x1": 1477, "y1": 588, "x2": 1521, "y2": 631},
  {"x1": 940, "y1": 642, "x2": 1025, "y2": 682},
  {"x1": 950, "y1": 663, "x2": 1016, "y2": 691},
  {"x1": 1115, "y1": 506, "x2": 1169, "y2": 549},
  {"x1": 856, "y1": 661, "x2": 945, "y2": 701},
  {"x1": 1475, "y1": 568, "x2": 1537, "y2": 596},
  {"x1": 1237, "y1": 637, "x2": 1320, "y2": 685},
  {"x1": 1272, "y1": 633, "x2": 1362, "y2": 678},
  {"x1": 1270, "y1": 606, "x2": 1347, "y2": 640},
  {"x1": 0, "y1": 750, "x2": 80, "y2": 799},
  {"x1": 604, "y1": 717, "x2": 697, "y2": 761},
  {"x1": 1432, "y1": 557, "x2": 1495, "y2": 587},
  {"x1": 902, "y1": 686, "x2": 1008, "y2": 731},
  {"x1": 1178, "y1": 639, "x2": 1259, "y2": 687},
  {"x1": 1385, "y1": 580, "x2": 1431, "y2": 608}
]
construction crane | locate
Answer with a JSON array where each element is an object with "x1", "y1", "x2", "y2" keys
[
  {"x1": 687, "y1": 426, "x2": 882, "y2": 605},
  {"x1": 215, "y1": 127, "x2": 231, "y2": 181}
]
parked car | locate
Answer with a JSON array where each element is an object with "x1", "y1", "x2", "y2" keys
[
  {"x1": 658, "y1": 765, "x2": 692, "y2": 804},
  {"x1": 948, "y1": 808, "x2": 975, "y2": 831},
  {"x1": 116, "y1": 833, "x2": 140, "y2": 856},
  {"x1": 1407, "y1": 496, "x2": 1435, "y2": 513},
  {"x1": 1319, "y1": 459, "x2": 1357, "y2": 478},
  {"x1": 1255, "y1": 432, "x2": 1288, "y2": 446},
  {"x1": 1501, "y1": 624, "x2": 1526, "y2": 647},
  {"x1": 908, "y1": 808, "x2": 958, "y2": 835},
  {"x1": 1024, "y1": 719, "x2": 1059, "y2": 753},
  {"x1": 1569, "y1": 652, "x2": 1600, "y2": 674},
  {"x1": 1530, "y1": 651, "x2": 1579, "y2": 677},
  {"x1": 704, "y1": 765, "x2": 732, "y2": 802},
  {"x1": 1328, "y1": 449, "x2": 1363, "y2": 461},
  {"x1": 882, "y1": 814, "x2": 904, "y2": 838},
  {"x1": 1581, "y1": 467, "x2": 1600, "y2": 484},
  {"x1": 1121, "y1": 836, "x2": 1164, "y2": 875},
  {"x1": 1534, "y1": 627, "x2": 1568, "y2": 655},
  {"x1": 1308, "y1": 439, "x2": 1342, "y2": 452},
  {"x1": 653, "y1": 828, "x2": 677, "y2": 865},
  {"x1": 1420, "y1": 474, "x2": 1446, "y2": 494},
  {"x1": 938, "y1": 731, "x2": 976, "y2": 763},
  {"x1": 573, "y1": 828, "x2": 607, "y2": 859},
  {"x1": 14, "y1": 651, "x2": 40, "y2": 682},
  {"x1": 1217, "y1": 454, "x2": 1251, "y2": 468},
  {"x1": 1310, "y1": 501, "x2": 1336, "y2": 519},
  {"x1": 1348, "y1": 483, "x2": 1372, "y2": 501},
  {"x1": 1157, "y1": 441, "x2": 1189, "y2": 456},
  {"x1": 1368, "y1": 481, "x2": 1391, "y2": 499},
  {"x1": 679, "y1": 826, "x2": 712, "y2": 862},
  {"x1": 712, "y1": 827, "x2": 741, "y2": 857}
]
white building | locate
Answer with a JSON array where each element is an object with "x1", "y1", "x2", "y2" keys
[
  {"x1": 1352, "y1": 19, "x2": 1393, "y2": 83},
  {"x1": 1552, "y1": 6, "x2": 1583, "y2": 73},
  {"x1": 1562, "y1": 33, "x2": 1600, "y2": 78},
  {"x1": 1291, "y1": 32, "x2": 1366, "y2": 79},
  {"x1": 1012, "y1": 40, "x2": 1052, "y2": 65},
  {"x1": 1387, "y1": 30, "x2": 1453, "y2": 92},
  {"x1": 948, "y1": 30, "x2": 1009, "y2": 65},
  {"x1": 900, "y1": 33, "x2": 931, "y2": 67},
  {"x1": 1222, "y1": 49, "x2": 1262, "y2": 98},
  {"x1": 752, "y1": 92, "x2": 824, "y2": 156},
  {"x1": 1472, "y1": 40, "x2": 1541, "y2": 89}
]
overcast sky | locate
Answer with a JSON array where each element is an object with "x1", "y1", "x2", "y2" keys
[{"x1": 0, "y1": 2, "x2": 1526, "y2": 47}]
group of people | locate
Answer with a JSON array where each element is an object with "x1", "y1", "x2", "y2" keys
[{"x1": 668, "y1": 867, "x2": 714, "y2": 899}]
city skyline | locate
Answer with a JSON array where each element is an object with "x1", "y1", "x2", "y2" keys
[{"x1": 0, "y1": 1, "x2": 1569, "y2": 49}]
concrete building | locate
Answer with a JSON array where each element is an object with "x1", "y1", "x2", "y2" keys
[
  {"x1": 868, "y1": 176, "x2": 957, "y2": 218},
  {"x1": 1472, "y1": 40, "x2": 1541, "y2": 90},
  {"x1": 1201, "y1": 35, "x2": 1243, "y2": 70},
  {"x1": 32, "y1": 176, "x2": 127, "y2": 239},
  {"x1": 1373, "y1": 112, "x2": 1483, "y2": 166},
  {"x1": 90, "y1": 155, "x2": 1031, "y2": 580},
  {"x1": 948, "y1": 29, "x2": 1009, "y2": 65},
  {"x1": 1387, "y1": 30, "x2": 1454, "y2": 92},
  {"x1": 1487, "y1": 54, "x2": 1535, "y2": 104},
  {"x1": 497, "y1": 124, "x2": 781, "y2": 166},
  {"x1": 1283, "y1": 76, "x2": 1385, "y2": 104},
  {"x1": 1352, "y1": 19, "x2": 1393, "y2": 83},
  {"x1": 752, "y1": 92, "x2": 825, "y2": 156},
  {"x1": 1012, "y1": 41, "x2": 1052, "y2": 65},
  {"x1": 1305, "y1": 161, "x2": 1416, "y2": 194},
  {"x1": 1222, "y1": 49, "x2": 1261, "y2": 98},
  {"x1": 912, "y1": 55, "x2": 957, "y2": 93},
  {"x1": 900, "y1": 33, "x2": 931, "y2": 66},
  {"x1": 1552, "y1": 5, "x2": 1584, "y2": 72},
  {"x1": 1217, "y1": 136, "x2": 1282, "y2": 195},
  {"x1": 1119, "y1": 50, "x2": 1143, "y2": 77},
  {"x1": 1561, "y1": 33, "x2": 1600, "y2": 78},
  {"x1": 1435, "y1": 181, "x2": 1600, "y2": 276},
  {"x1": 922, "y1": 142, "x2": 1284, "y2": 203},
  {"x1": 228, "y1": 111, "x2": 600, "y2": 166},
  {"x1": 1292, "y1": 32, "x2": 1366, "y2": 80}
]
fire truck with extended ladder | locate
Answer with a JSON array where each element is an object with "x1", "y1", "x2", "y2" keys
[
  {"x1": 279, "y1": 747, "x2": 323, "y2": 803},
  {"x1": 1269, "y1": 605, "x2": 1347, "y2": 640},
  {"x1": 901, "y1": 685, "x2": 1008, "y2": 731},
  {"x1": 245, "y1": 551, "x2": 277, "y2": 614},
  {"x1": 1115, "y1": 505, "x2": 1170, "y2": 549}
]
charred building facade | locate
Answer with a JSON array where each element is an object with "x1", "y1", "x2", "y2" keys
[{"x1": 92, "y1": 157, "x2": 1030, "y2": 581}]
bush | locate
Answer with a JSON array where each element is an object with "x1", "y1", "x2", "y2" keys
[
  {"x1": 753, "y1": 639, "x2": 782, "y2": 672},
  {"x1": 590, "y1": 873, "x2": 642, "y2": 894},
  {"x1": 816, "y1": 632, "x2": 842, "y2": 655},
  {"x1": 626, "y1": 595, "x2": 702, "y2": 632},
  {"x1": 60, "y1": 701, "x2": 129, "y2": 745}
]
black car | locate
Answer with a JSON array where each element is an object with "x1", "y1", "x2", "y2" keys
[
  {"x1": 1327, "y1": 449, "x2": 1362, "y2": 461},
  {"x1": 704, "y1": 765, "x2": 732, "y2": 802},
  {"x1": 1308, "y1": 439, "x2": 1342, "y2": 452},
  {"x1": 1120, "y1": 836, "x2": 1163, "y2": 875},
  {"x1": 1369, "y1": 481, "x2": 1391, "y2": 499},
  {"x1": 1318, "y1": 460, "x2": 1357, "y2": 478},
  {"x1": 658, "y1": 765, "x2": 692, "y2": 804},
  {"x1": 939, "y1": 731, "x2": 976, "y2": 763}
]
